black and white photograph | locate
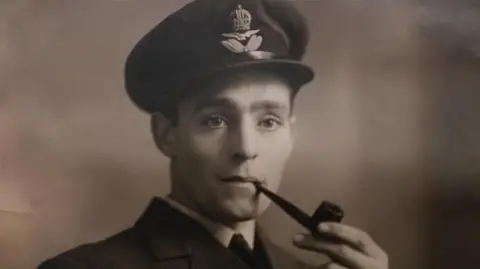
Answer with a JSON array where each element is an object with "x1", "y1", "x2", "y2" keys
[{"x1": 1, "y1": 0, "x2": 479, "y2": 269}]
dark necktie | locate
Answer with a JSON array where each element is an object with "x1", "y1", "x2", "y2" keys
[{"x1": 228, "y1": 233, "x2": 258, "y2": 268}]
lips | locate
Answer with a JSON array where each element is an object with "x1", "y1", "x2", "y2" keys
[{"x1": 220, "y1": 175, "x2": 262, "y2": 184}]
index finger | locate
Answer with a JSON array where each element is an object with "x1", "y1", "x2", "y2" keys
[{"x1": 317, "y1": 222, "x2": 387, "y2": 260}]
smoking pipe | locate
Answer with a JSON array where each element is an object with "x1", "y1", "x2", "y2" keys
[{"x1": 253, "y1": 182, "x2": 344, "y2": 237}]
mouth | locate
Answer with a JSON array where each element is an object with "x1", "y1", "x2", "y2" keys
[{"x1": 220, "y1": 175, "x2": 263, "y2": 185}]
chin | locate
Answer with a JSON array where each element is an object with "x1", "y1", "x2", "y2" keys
[
  {"x1": 222, "y1": 210, "x2": 259, "y2": 224},
  {"x1": 220, "y1": 198, "x2": 263, "y2": 222}
]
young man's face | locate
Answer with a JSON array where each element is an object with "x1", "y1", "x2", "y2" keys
[{"x1": 157, "y1": 71, "x2": 296, "y2": 226}]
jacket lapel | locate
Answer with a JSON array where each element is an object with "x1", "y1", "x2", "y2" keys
[{"x1": 133, "y1": 197, "x2": 250, "y2": 269}]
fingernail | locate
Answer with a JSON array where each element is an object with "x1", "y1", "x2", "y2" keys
[
  {"x1": 318, "y1": 223, "x2": 329, "y2": 231},
  {"x1": 293, "y1": 234, "x2": 304, "y2": 242}
]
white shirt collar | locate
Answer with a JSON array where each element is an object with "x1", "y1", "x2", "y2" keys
[{"x1": 164, "y1": 196, "x2": 256, "y2": 249}]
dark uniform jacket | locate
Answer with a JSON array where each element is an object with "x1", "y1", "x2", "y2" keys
[{"x1": 37, "y1": 197, "x2": 316, "y2": 269}]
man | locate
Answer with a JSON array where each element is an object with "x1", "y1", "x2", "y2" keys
[{"x1": 38, "y1": 0, "x2": 389, "y2": 268}]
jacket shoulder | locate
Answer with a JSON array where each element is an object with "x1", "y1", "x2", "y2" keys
[{"x1": 36, "y1": 228, "x2": 150, "y2": 269}]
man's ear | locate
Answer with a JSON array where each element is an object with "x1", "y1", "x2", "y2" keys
[{"x1": 151, "y1": 112, "x2": 176, "y2": 157}]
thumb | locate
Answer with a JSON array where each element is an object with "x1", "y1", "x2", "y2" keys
[{"x1": 292, "y1": 233, "x2": 308, "y2": 246}]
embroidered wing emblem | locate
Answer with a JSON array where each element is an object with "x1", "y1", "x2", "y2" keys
[
  {"x1": 221, "y1": 29, "x2": 260, "y2": 41},
  {"x1": 245, "y1": 35, "x2": 262, "y2": 51},
  {"x1": 221, "y1": 39, "x2": 245, "y2": 53},
  {"x1": 220, "y1": 5, "x2": 274, "y2": 59},
  {"x1": 247, "y1": 51, "x2": 275, "y2": 59}
]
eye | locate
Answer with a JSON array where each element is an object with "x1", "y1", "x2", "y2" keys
[
  {"x1": 258, "y1": 116, "x2": 283, "y2": 130},
  {"x1": 204, "y1": 115, "x2": 227, "y2": 128}
]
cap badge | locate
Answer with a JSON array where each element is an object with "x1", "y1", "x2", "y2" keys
[
  {"x1": 220, "y1": 5, "x2": 275, "y2": 60},
  {"x1": 231, "y1": 4, "x2": 252, "y2": 32}
]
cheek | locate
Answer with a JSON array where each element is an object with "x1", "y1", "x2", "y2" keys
[
  {"x1": 261, "y1": 131, "x2": 293, "y2": 170},
  {"x1": 177, "y1": 132, "x2": 224, "y2": 169},
  {"x1": 191, "y1": 135, "x2": 223, "y2": 157}
]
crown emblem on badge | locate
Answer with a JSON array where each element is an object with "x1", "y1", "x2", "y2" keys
[
  {"x1": 231, "y1": 5, "x2": 252, "y2": 32},
  {"x1": 220, "y1": 4, "x2": 275, "y2": 60}
]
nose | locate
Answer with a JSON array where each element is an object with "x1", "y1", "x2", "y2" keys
[{"x1": 230, "y1": 119, "x2": 258, "y2": 162}]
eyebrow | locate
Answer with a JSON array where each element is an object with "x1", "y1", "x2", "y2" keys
[{"x1": 194, "y1": 98, "x2": 288, "y2": 113}]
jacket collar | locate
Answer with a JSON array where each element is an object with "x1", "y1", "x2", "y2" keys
[
  {"x1": 133, "y1": 196, "x2": 305, "y2": 269},
  {"x1": 163, "y1": 196, "x2": 256, "y2": 249}
]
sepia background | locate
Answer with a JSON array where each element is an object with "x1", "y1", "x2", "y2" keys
[{"x1": 1, "y1": 0, "x2": 479, "y2": 268}]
